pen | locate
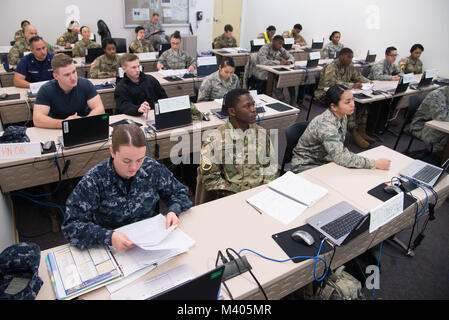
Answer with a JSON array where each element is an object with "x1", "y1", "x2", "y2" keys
[{"x1": 146, "y1": 110, "x2": 148, "y2": 121}]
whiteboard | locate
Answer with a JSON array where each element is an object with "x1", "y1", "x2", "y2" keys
[{"x1": 123, "y1": 0, "x2": 190, "y2": 28}]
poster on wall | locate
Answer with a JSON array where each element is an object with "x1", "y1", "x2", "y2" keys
[
  {"x1": 161, "y1": 0, "x2": 172, "y2": 7},
  {"x1": 132, "y1": 8, "x2": 150, "y2": 21}
]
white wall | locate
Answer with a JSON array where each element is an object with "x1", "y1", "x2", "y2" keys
[
  {"x1": 0, "y1": 0, "x2": 214, "y2": 53},
  {"x1": 240, "y1": 0, "x2": 449, "y2": 76}
]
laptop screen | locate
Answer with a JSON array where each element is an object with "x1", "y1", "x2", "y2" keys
[{"x1": 62, "y1": 114, "x2": 110, "y2": 148}]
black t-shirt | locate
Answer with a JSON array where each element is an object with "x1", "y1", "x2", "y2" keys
[{"x1": 35, "y1": 77, "x2": 98, "y2": 119}]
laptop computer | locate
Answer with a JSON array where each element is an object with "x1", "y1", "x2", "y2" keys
[
  {"x1": 382, "y1": 75, "x2": 412, "y2": 95},
  {"x1": 399, "y1": 158, "x2": 449, "y2": 187},
  {"x1": 306, "y1": 201, "x2": 370, "y2": 246},
  {"x1": 59, "y1": 114, "x2": 110, "y2": 149},
  {"x1": 410, "y1": 69, "x2": 437, "y2": 90},
  {"x1": 149, "y1": 95, "x2": 192, "y2": 131},
  {"x1": 85, "y1": 47, "x2": 104, "y2": 64},
  {"x1": 304, "y1": 39, "x2": 324, "y2": 52},
  {"x1": 149, "y1": 265, "x2": 225, "y2": 300},
  {"x1": 197, "y1": 56, "x2": 218, "y2": 77},
  {"x1": 283, "y1": 38, "x2": 294, "y2": 50},
  {"x1": 250, "y1": 39, "x2": 265, "y2": 52}
]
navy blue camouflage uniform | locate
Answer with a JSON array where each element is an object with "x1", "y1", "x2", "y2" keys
[{"x1": 62, "y1": 157, "x2": 192, "y2": 249}]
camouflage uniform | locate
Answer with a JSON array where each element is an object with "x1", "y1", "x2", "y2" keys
[
  {"x1": 314, "y1": 59, "x2": 370, "y2": 130},
  {"x1": 398, "y1": 56, "x2": 423, "y2": 74},
  {"x1": 200, "y1": 119, "x2": 278, "y2": 200},
  {"x1": 72, "y1": 39, "x2": 101, "y2": 58},
  {"x1": 129, "y1": 38, "x2": 155, "y2": 53},
  {"x1": 62, "y1": 157, "x2": 192, "y2": 249},
  {"x1": 368, "y1": 59, "x2": 404, "y2": 81},
  {"x1": 88, "y1": 54, "x2": 120, "y2": 79},
  {"x1": 252, "y1": 43, "x2": 295, "y2": 81},
  {"x1": 282, "y1": 30, "x2": 307, "y2": 46},
  {"x1": 258, "y1": 32, "x2": 274, "y2": 44},
  {"x1": 197, "y1": 70, "x2": 241, "y2": 102},
  {"x1": 0, "y1": 242, "x2": 43, "y2": 300},
  {"x1": 7, "y1": 38, "x2": 54, "y2": 65},
  {"x1": 56, "y1": 31, "x2": 78, "y2": 46},
  {"x1": 407, "y1": 86, "x2": 449, "y2": 153},
  {"x1": 213, "y1": 33, "x2": 238, "y2": 49},
  {"x1": 322, "y1": 42, "x2": 345, "y2": 59},
  {"x1": 291, "y1": 109, "x2": 375, "y2": 173},
  {"x1": 14, "y1": 29, "x2": 24, "y2": 42},
  {"x1": 144, "y1": 22, "x2": 169, "y2": 49},
  {"x1": 158, "y1": 48, "x2": 196, "y2": 70}
]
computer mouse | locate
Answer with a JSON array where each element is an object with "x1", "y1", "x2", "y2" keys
[
  {"x1": 0, "y1": 93, "x2": 8, "y2": 99},
  {"x1": 383, "y1": 184, "x2": 402, "y2": 195},
  {"x1": 291, "y1": 230, "x2": 315, "y2": 246}
]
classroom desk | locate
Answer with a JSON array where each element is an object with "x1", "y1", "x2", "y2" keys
[
  {"x1": 0, "y1": 65, "x2": 14, "y2": 87},
  {"x1": 0, "y1": 96, "x2": 298, "y2": 193},
  {"x1": 34, "y1": 145, "x2": 449, "y2": 300},
  {"x1": 0, "y1": 86, "x2": 32, "y2": 124},
  {"x1": 425, "y1": 120, "x2": 449, "y2": 165}
]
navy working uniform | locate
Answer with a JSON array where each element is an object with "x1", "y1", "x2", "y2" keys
[
  {"x1": 15, "y1": 52, "x2": 55, "y2": 83},
  {"x1": 62, "y1": 157, "x2": 192, "y2": 249}
]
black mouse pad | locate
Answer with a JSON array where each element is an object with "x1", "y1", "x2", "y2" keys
[
  {"x1": 265, "y1": 102, "x2": 293, "y2": 112},
  {"x1": 0, "y1": 93, "x2": 20, "y2": 101},
  {"x1": 110, "y1": 119, "x2": 143, "y2": 127},
  {"x1": 367, "y1": 183, "x2": 417, "y2": 209},
  {"x1": 272, "y1": 225, "x2": 333, "y2": 263}
]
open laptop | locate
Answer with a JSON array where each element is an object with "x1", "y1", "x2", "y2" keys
[
  {"x1": 148, "y1": 95, "x2": 192, "y2": 131},
  {"x1": 382, "y1": 74, "x2": 413, "y2": 95},
  {"x1": 283, "y1": 38, "x2": 294, "y2": 50},
  {"x1": 197, "y1": 56, "x2": 218, "y2": 77},
  {"x1": 306, "y1": 201, "x2": 370, "y2": 246},
  {"x1": 149, "y1": 265, "x2": 225, "y2": 300},
  {"x1": 85, "y1": 47, "x2": 104, "y2": 64},
  {"x1": 304, "y1": 38, "x2": 324, "y2": 52},
  {"x1": 250, "y1": 39, "x2": 265, "y2": 52},
  {"x1": 399, "y1": 158, "x2": 449, "y2": 187},
  {"x1": 59, "y1": 114, "x2": 110, "y2": 149},
  {"x1": 410, "y1": 69, "x2": 437, "y2": 90},
  {"x1": 293, "y1": 51, "x2": 320, "y2": 70}
]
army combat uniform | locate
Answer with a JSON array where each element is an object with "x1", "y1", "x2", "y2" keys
[
  {"x1": 291, "y1": 108, "x2": 375, "y2": 173},
  {"x1": 72, "y1": 39, "x2": 101, "y2": 58},
  {"x1": 158, "y1": 48, "x2": 196, "y2": 70},
  {"x1": 129, "y1": 38, "x2": 155, "y2": 53},
  {"x1": 197, "y1": 70, "x2": 241, "y2": 102},
  {"x1": 62, "y1": 157, "x2": 192, "y2": 249},
  {"x1": 368, "y1": 59, "x2": 404, "y2": 81},
  {"x1": 398, "y1": 56, "x2": 423, "y2": 74},
  {"x1": 322, "y1": 42, "x2": 345, "y2": 59},
  {"x1": 282, "y1": 30, "x2": 307, "y2": 46},
  {"x1": 213, "y1": 33, "x2": 237, "y2": 49},
  {"x1": 407, "y1": 86, "x2": 449, "y2": 154},
  {"x1": 56, "y1": 31, "x2": 78, "y2": 46},
  {"x1": 199, "y1": 119, "x2": 278, "y2": 201},
  {"x1": 7, "y1": 38, "x2": 54, "y2": 65},
  {"x1": 88, "y1": 54, "x2": 120, "y2": 79},
  {"x1": 14, "y1": 29, "x2": 25, "y2": 42}
]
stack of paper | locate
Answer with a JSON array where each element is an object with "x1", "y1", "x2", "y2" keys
[{"x1": 247, "y1": 171, "x2": 328, "y2": 224}]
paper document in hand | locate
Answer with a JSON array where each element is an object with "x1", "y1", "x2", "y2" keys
[
  {"x1": 369, "y1": 192, "x2": 404, "y2": 233},
  {"x1": 247, "y1": 188, "x2": 307, "y2": 225},
  {"x1": 268, "y1": 171, "x2": 328, "y2": 206}
]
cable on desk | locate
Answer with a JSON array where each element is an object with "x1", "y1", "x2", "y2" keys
[
  {"x1": 370, "y1": 241, "x2": 383, "y2": 300},
  {"x1": 215, "y1": 250, "x2": 234, "y2": 300}
]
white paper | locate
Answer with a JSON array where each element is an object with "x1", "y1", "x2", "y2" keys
[
  {"x1": 159, "y1": 69, "x2": 188, "y2": 77},
  {"x1": 133, "y1": 8, "x2": 150, "y2": 21},
  {"x1": 309, "y1": 51, "x2": 321, "y2": 60},
  {"x1": 369, "y1": 192, "x2": 404, "y2": 233},
  {"x1": 424, "y1": 69, "x2": 437, "y2": 79},
  {"x1": 0, "y1": 142, "x2": 41, "y2": 159},
  {"x1": 284, "y1": 38, "x2": 294, "y2": 45},
  {"x1": 137, "y1": 52, "x2": 157, "y2": 61},
  {"x1": 157, "y1": 95, "x2": 190, "y2": 114},
  {"x1": 362, "y1": 83, "x2": 374, "y2": 91},
  {"x1": 197, "y1": 56, "x2": 217, "y2": 66},
  {"x1": 247, "y1": 188, "x2": 308, "y2": 225},
  {"x1": 111, "y1": 264, "x2": 194, "y2": 300},
  {"x1": 106, "y1": 264, "x2": 156, "y2": 294},
  {"x1": 252, "y1": 39, "x2": 265, "y2": 46},
  {"x1": 30, "y1": 80, "x2": 49, "y2": 94},
  {"x1": 402, "y1": 73, "x2": 414, "y2": 84},
  {"x1": 312, "y1": 38, "x2": 324, "y2": 43},
  {"x1": 249, "y1": 90, "x2": 260, "y2": 104},
  {"x1": 368, "y1": 49, "x2": 377, "y2": 55}
]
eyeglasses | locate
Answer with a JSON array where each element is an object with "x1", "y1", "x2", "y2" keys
[{"x1": 389, "y1": 54, "x2": 399, "y2": 57}]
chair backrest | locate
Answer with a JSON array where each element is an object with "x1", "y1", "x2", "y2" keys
[
  {"x1": 406, "y1": 95, "x2": 426, "y2": 121},
  {"x1": 112, "y1": 38, "x2": 127, "y2": 53},
  {"x1": 280, "y1": 121, "x2": 309, "y2": 174}
]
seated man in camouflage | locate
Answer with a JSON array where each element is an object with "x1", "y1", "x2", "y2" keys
[
  {"x1": 197, "y1": 57, "x2": 240, "y2": 102},
  {"x1": 8, "y1": 25, "x2": 54, "y2": 65},
  {"x1": 145, "y1": 12, "x2": 170, "y2": 50},
  {"x1": 13, "y1": 20, "x2": 30, "y2": 42},
  {"x1": 72, "y1": 26, "x2": 101, "y2": 58},
  {"x1": 62, "y1": 123, "x2": 192, "y2": 250},
  {"x1": 407, "y1": 86, "x2": 449, "y2": 162},
  {"x1": 88, "y1": 38, "x2": 120, "y2": 79},
  {"x1": 56, "y1": 20, "x2": 80, "y2": 47},
  {"x1": 213, "y1": 24, "x2": 238, "y2": 49},
  {"x1": 157, "y1": 31, "x2": 196, "y2": 72},
  {"x1": 291, "y1": 84, "x2": 391, "y2": 173},
  {"x1": 199, "y1": 88, "x2": 278, "y2": 202},
  {"x1": 129, "y1": 26, "x2": 155, "y2": 53}
]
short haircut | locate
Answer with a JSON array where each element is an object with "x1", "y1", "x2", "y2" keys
[
  {"x1": 29, "y1": 36, "x2": 44, "y2": 48},
  {"x1": 272, "y1": 35, "x2": 284, "y2": 43},
  {"x1": 326, "y1": 84, "x2": 349, "y2": 108},
  {"x1": 135, "y1": 26, "x2": 145, "y2": 34},
  {"x1": 266, "y1": 25, "x2": 276, "y2": 32},
  {"x1": 339, "y1": 47, "x2": 353, "y2": 56},
  {"x1": 223, "y1": 88, "x2": 250, "y2": 114},
  {"x1": 410, "y1": 43, "x2": 424, "y2": 53},
  {"x1": 21, "y1": 20, "x2": 30, "y2": 28},
  {"x1": 24, "y1": 25, "x2": 36, "y2": 33},
  {"x1": 220, "y1": 56, "x2": 235, "y2": 69},
  {"x1": 152, "y1": 12, "x2": 160, "y2": 17},
  {"x1": 224, "y1": 24, "x2": 233, "y2": 32},
  {"x1": 80, "y1": 26, "x2": 89, "y2": 34},
  {"x1": 102, "y1": 38, "x2": 116, "y2": 49},
  {"x1": 293, "y1": 24, "x2": 303, "y2": 31},
  {"x1": 120, "y1": 53, "x2": 139, "y2": 67},
  {"x1": 111, "y1": 123, "x2": 146, "y2": 153},
  {"x1": 51, "y1": 53, "x2": 74, "y2": 72},
  {"x1": 385, "y1": 46, "x2": 397, "y2": 55},
  {"x1": 329, "y1": 31, "x2": 340, "y2": 41},
  {"x1": 170, "y1": 30, "x2": 181, "y2": 40}
]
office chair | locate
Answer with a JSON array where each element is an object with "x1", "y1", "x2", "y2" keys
[
  {"x1": 305, "y1": 71, "x2": 323, "y2": 121},
  {"x1": 128, "y1": 46, "x2": 134, "y2": 54},
  {"x1": 280, "y1": 121, "x2": 309, "y2": 175},
  {"x1": 393, "y1": 94, "x2": 426, "y2": 151},
  {"x1": 112, "y1": 38, "x2": 127, "y2": 53},
  {"x1": 361, "y1": 65, "x2": 371, "y2": 78},
  {"x1": 97, "y1": 20, "x2": 112, "y2": 43}
]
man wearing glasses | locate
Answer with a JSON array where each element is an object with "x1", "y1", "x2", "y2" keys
[{"x1": 368, "y1": 46, "x2": 404, "y2": 81}]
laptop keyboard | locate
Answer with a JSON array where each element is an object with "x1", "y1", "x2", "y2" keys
[
  {"x1": 321, "y1": 210, "x2": 363, "y2": 240},
  {"x1": 413, "y1": 165, "x2": 441, "y2": 183}
]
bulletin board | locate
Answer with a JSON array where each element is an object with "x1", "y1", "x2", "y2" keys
[{"x1": 123, "y1": 0, "x2": 190, "y2": 28}]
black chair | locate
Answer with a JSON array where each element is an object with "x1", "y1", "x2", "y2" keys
[
  {"x1": 112, "y1": 38, "x2": 127, "y2": 53},
  {"x1": 305, "y1": 71, "x2": 322, "y2": 121},
  {"x1": 280, "y1": 121, "x2": 309, "y2": 175},
  {"x1": 393, "y1": 95, "x2": 426, "y2": 151},
  {"x1": 97, "y1": 20, "x2": 112, "y2": 43}
]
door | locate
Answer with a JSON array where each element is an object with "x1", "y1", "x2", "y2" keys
[{"x1": 213, "y1": 0, "x2": 243, "y2": 46}]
